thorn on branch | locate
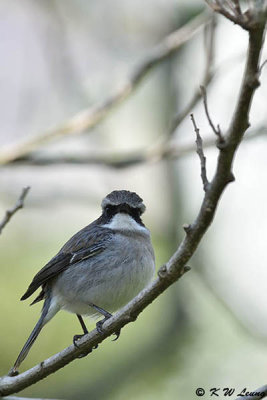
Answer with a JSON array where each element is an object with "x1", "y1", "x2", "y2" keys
[
  {"x1": 127, "y1": 313, "x2": 137, "y2": 323},
  {"x1": 158, "y1": 264, "x2": 168, "y2": 279},
  {"x1": 200, "y1": 86, "x2": 225, "y2": 147},
  {"x1": 0, "y1": 186, "x2": 30, "y2": 235},
  {"x1": 182, "y1": 265, "x2": 191, "y2": 274},
  {"x1": 158, "y1": 263, "x2": 191, "y2": 280},
  {"x1": 227, "y1": 171, "x2": 235, "y2": 183},
  {"x1": 183, "y1": 223, "x2": 192, "y2": 234},
  {"x1": 190, "y1": 114, "x2": 210, "y2": 192}
]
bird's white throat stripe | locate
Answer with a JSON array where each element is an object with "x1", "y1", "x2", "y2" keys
[{"x1": 103, "y1": 213, "x2": 148, "y2": 233}]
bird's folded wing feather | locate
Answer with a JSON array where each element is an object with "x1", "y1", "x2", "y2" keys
[{"x1": 20, "y1": 224, "x2": 113, "y2": 301}]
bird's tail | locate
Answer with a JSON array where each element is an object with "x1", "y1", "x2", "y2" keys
[{"x1": 8, "y1": 296, "x2": 52, "y2": 376}]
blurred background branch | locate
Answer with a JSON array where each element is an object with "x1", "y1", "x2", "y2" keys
[
  {"x1": 5, "y1": 126, "x2": 266, "y2": 169},
  {"x1": 168, "y1": 14, "x2": 216, "y2": 134},
  {"x1": 0, "y1": 187, "x2": 30, "y2": 235},
  {"x1": 0, "y1": 11, "x2": 211, "y2": 165}
]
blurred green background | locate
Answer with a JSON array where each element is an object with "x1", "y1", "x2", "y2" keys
[{"x1": 0, "y1": 1, "x2": 267, "y2": 399}]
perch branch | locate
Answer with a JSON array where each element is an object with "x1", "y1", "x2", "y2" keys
[
  {"x1": 0, "y1": 12, "x2": 211, "y2": 166},
  {"x1": 0, "y1": 187, "x2": 30, "y2": 235},
  {"x1": 0, "y1": 2, "x2": 266, "y2": 396}
]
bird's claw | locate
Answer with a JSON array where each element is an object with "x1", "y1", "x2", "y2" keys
[
  {"x1": 96, "y1": 317, "x2": 121, "y2": 341},
  {"x1": 96, "y1": 319, "x2": 105, "y2": 335},
  {"x1": 73, "y1": 334, "x2": 85, "y2": 348},
  {"x1": 8, "y1": 367, "x2": 19, "y2": 377},
  {"x1": 112, "y1": 329, "x2": 121, "y2": 341},
  {"x1": 73, "y1": 333, "x2": 98, "y2": 358}
]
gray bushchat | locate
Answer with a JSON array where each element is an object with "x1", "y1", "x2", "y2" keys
[{"x1": 8, "y1": 190, "x2": 155, "y2": 376}]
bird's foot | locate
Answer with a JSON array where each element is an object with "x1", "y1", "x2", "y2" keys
[
  {"x1": 73, "y1": 334, "x2": 86, "y2": 348},
  {"x1": 8, "y1": 367, "x2": 19, "y2": 377},
  {"x1": 73, "y1": 334, "x2": 98, "y2": 358},
  {"x1": 96, "y1": 315, "x2": 121, "y2": 341}
]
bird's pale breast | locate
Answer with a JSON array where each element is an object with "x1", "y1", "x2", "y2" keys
[{"x1": 51, "y1": 230, "x2": 155, "y2": 317}]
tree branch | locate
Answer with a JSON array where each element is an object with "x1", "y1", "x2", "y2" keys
[
  {"x1": 0, "y1": 11, "x2": 211, "y2": 166},
  {"x1": 190, "y1": 113, "x2": 209, "y2": 191},
  {"x1": 200, "y1": 85, "x2": 225, "y2": 145},
  {"x1": 0, "y1": 187, "x2": 30, "y2": 235},
  {"x1": 4, "y1": 46, "x2": 259, "y2": 170},
  {"x1": 0, "y1": 2, "x2": 266, "y2": 396},
  {"x1": 5, "y1": 126, "x2": 266, "y2": 169},
  {"x1": 205, "y1": 0, "x2": 251, "y2": 29}
]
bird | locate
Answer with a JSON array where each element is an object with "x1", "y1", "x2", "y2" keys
[{"x1": 8, "y1": 190, "x2": 155, "y2": 376}]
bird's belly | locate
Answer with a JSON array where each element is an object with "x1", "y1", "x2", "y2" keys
[{"x1": 52, "y1": 251, "x2": 155, "y2": 317}]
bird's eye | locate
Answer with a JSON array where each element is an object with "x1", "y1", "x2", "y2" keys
[
  {"x1": 129, "y1": 207, "x2": 141, "y2": 219},
  {"x1": 105, "y1": 205, "x2": 114, "y2": 215}
]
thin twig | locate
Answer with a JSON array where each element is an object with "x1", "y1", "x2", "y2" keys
[
  {"x1": 0, "y1": 12, "x2": 211, "y2": 166},
  {"x1": 225, "y1": 0, "x2": 238, "y2": 14},
  {"x1": 205, "y1": 0, "x2": 242, "y2": 25},
  {"x1": 205, "y1": 0, "x2": 265, "y2": 30},
  {"x1": 200, "y1": 85, "x2": 225, "y2": 146},
  {"x1": 190, "y1": 114, "x2": 209, "y2": 191},
  {"x1": 205, "y1": 0, "x2": 252, "y2": 30},
  {"x1": 260, "y1": 58, "x2": 267, "y2": 72},
  {"x1": 0, "y1": 187, "x2": 30, "y2": 235},
  {"x1": 232, "y1": 0, "x2": 242, "y2": 15}
]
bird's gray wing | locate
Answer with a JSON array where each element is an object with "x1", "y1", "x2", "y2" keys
[{"x1": 20, "y1": 224, "x2": 113, "y2": 302}]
